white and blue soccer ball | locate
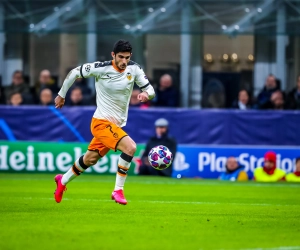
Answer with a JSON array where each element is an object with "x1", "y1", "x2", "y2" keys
[{"x1": 148, "y1": 145, "x2": 173, "y2": 170}]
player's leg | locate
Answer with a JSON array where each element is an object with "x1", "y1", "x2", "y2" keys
[
  {"x1": 88, "y1": 118, "x2": 133, "y2": 205},
  {"x1": 114, "y1": 135, "x2": 136, "y2": 190},
  {"x1": 61, "y1": 150, "x2": 101, "y2": 185},
  {"x1": 54, "y1": 138, "x2": 109, "y2": 203},
  {"x1": 111, "y1": 135, "x2": 136, "y2": 205}
]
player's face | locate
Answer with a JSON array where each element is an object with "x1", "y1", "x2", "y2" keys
[{"x1": 112, "y1": 52, "x2": 131, "y2": 70}]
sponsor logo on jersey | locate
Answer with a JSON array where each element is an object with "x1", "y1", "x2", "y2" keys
[
  {"x1": 126, "y1": 72, "x2": 132, "y2": 81},
  {"x1": 144, "y1": 75, "x2": 148, "y2": 80}
]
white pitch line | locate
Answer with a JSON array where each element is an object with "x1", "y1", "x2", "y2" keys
[
  {"x1": 238, "y1": 247, "x2": 300, "y2": 250},
  {"x1": 1, "y1": 177, "x2": 300, "y2": 188},
  {"x1": 7, "y1": 197, "x2": 299, "y2": 207}
]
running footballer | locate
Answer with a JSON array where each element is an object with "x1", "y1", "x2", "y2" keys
[{"x1": 54, "y1": 40, "x2": 155, "y2": 205}]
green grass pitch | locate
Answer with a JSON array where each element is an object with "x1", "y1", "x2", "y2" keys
[{"x1": 0, "y1": 173, "x2": 299, "y2": 250}]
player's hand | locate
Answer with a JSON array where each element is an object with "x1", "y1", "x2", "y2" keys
[
  {"x1": 137, "y1": 92, "x2": 149, "y2": 103},
  {"x1": 55, "y1": 95, "x2": 65, "y2": 109}
]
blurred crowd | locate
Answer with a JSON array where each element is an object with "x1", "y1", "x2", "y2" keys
[
  {"x1": 232, "y1": 74, "x2": 300, "y2": 110},
  {"x1": 1, "y1": 69, "x2": 300, "y2": 110}
]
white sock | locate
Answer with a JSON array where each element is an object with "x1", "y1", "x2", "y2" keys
[
  {"x1": 114, "y1": 153, "x2": 133, "y2": 190},
  {"x1": 62, "y1": 156, "x2": 87, "y2": 185}
]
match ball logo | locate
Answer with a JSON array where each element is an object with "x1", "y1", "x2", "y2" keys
[{"x1": 126, "y1": 72, "x2": 132, "y2": 81}]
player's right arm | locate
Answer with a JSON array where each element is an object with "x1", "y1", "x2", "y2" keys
[{"x1": 55, "y1": 62, "x2": 104, "y2": 109}]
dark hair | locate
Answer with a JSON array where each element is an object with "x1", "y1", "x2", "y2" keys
[
  {"x1": 239, "y1": 89, "x2": 249, "y2": 95},
  {"x1": 13, "y1": 70, "x2": 23, "y2": 77},
  {"x1": 296, "y1": 157, "x2": 300, "y2": 164},
  {"x1": 71, "y1": 87, "x2": 82, "y2": 93},
  {"x1": 9, "y1": 91, "x2": 22, "y2": 99},
  {"x1": 113, "y1": 40, "x2": 132, "y2": 54}
]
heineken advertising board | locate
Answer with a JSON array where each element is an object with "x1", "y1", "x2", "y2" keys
[{"x1": 0, "y1": 141, "x2": 145, "y2": 175}]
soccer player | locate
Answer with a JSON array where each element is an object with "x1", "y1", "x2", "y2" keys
[{"x1": 53, "y1": 40, "x2": 155, "y2": 205}]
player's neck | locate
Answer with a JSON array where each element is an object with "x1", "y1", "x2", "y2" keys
[{"x1": 112, "y1": 60, "x2": 125, "y2": 73}]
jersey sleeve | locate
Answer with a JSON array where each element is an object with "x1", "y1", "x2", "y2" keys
[
  {"x1": 134, "y1": 65, "x2": 155, "y2": 100},
  {"x1": 80, "y1": 61, "x2": 106, "y2": 78},
  {"x1": 134, "y1": 66, "x2": 149, "y2": 88}
]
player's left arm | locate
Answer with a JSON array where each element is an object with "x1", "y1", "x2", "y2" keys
[{"x1": 134, "y1": 66, "x2": 155, "y2": 103}]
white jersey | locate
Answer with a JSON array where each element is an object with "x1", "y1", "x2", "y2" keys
[{"x1": 58, "y1": 60, "x2": 155, "y2": 127}]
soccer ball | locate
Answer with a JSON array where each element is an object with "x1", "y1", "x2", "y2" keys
[{"x1": 148, "y1": 145, "x2": 173, "y2": 170}]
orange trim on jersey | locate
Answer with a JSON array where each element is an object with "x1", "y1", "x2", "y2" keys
[
  {"x1": 112, "y1": 60, "x2": 125, "y2": 73},
  {"x1": 118, "y1": 164, "x2": 129, "y2": 170}
]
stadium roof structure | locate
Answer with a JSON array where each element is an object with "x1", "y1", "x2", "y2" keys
[{"x1": 1, "y1": 0, "x2": 300, "y2": 35}]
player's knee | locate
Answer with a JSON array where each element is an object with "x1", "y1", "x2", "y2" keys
[
  {"x1": 124, "y1": 141, "x2": 136, "y2": 156},
  {"x1": 129, "y1": 142, "x2": 137, "y2": 155}
]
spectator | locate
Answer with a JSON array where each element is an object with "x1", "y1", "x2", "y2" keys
[
  {"x1": 129, "y1": 88, "x2": 149, "y2": 108},
  {"x1": 37, "y1": 69, "x2": 58, "y2": 94},
  {"x1": 154, "y1": 74, "x2": 179, "y2": 107},
  {"x1": 139, "y1": 118, "x2": 177, "y2": 177},
  {"x1": 286, "y1": 157, "x2": 300, "y2": 182},
  {"x1": 232, "y1": 89, "x2": 251, "y2": 110},
  {"x1": 66, "y1": 87, "x2": 89, "y2": 106},
  {"x1": 4, "y1": 70, "x2": 31, "y2": 104},
  {"x1": 286, "y1": 75, "x2": 300, "y2": 110},
  {"x1": 39, "y1": 88, "x2": 54, "y2": 106},
  {"x1": 73, "y1": 78, "x2": 91, "y2": 97},
  {"x1": 254, "y1": 151, "x2": 285, "y2": 182},
  {"x1": 257, "y1": 74, "x2": 279, "y2": 109},
  {"x1": 8, "y1": 92, "x2": 23, "y2": 106},
  {"x1": 269, "y1": 90, "x2": 285, "y2": 110},
  {"x1": 219, "y1": 157, "x2": 248, "y2": 181},
  {"x1": 202, "y1": 79, "x2": 226, "y2": 108}
]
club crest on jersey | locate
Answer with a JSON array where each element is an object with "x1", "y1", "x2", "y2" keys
[{"x1": 126, "y1": 72, "x2": 132, "y2": 81}]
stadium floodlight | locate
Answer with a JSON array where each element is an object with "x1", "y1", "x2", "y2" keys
[
  {"x1": 54, "y1": 7, "x2": 59, "y2": 12},
  {"x1": 221, "y1": 25, "x2": 227, "y2": 30},
  {"x1": 161, "y1": 8, "x2": 166, "y2": 12},
  {"x1": 148, "y1": 8, "x2": 154, "y2": 13},
  {"x1": 257, "y1": 8, "x2": 262, "y2": 13},
  {"x1": 129, "y1": 0, "x2": 178, "y2": 33},
  {"x1": 234, "y1": 25, "x2": 239, "y2": 30},
  {"x1": 137, "y1": 25, "x2": 142, "y2": 30},
  {"x1": 31, "y1": 0, "x2": 83, "y2": 33},
  {"x1": 124, "y1": 25, "x2": 131, "y2": 29},
  {"x1": 224, "y1": 0, "x2": 275, "y2": 34},
  {"x1": 245, "y1": 8, "x2": 250, "y2": 13},
  {"x1": 29, "y1": 24, "x2": 35, "y2": 29}
]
